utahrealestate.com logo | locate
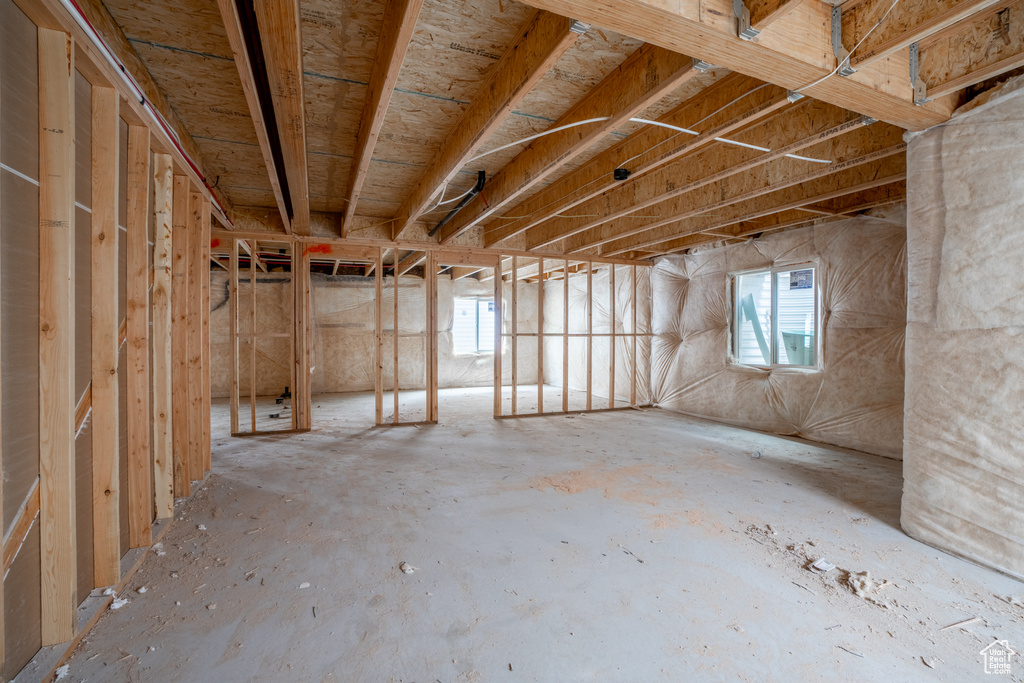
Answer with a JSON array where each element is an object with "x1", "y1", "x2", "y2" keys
[{"x1": 981, "y1": 640, "x2": 1017, "y2": 675}]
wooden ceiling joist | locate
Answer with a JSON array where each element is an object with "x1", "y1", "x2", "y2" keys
[
  {"x1": 217, "y1": 0, "x2": 291, "y2": 233},
  {"x1": 484, "y1": 74, "x2": 793, "y2": 247},
  {"x1": 435, "y1": 43, "x2": 701, "y2": 244},
  {"x1": 602, "y1": 157, "x2": 907, "y2": 256},
  {"x1": 579, "y1": 127, "x2": 907, "y2": 255},
  {"x1": 342, "y1": 0, "x2": 425, "y2": 237},
  {"x1": 637, "y1": 179, "x2": 908, "y2": 256},
  {"x1": 746, "y1": 0, "x2": 803, "y2": 34},
  {"x1": 514, "y1": 0, "x2": 952, "y2": 130},
  {"x1": 255, "y1": 0, "x2": 310, "y2": 235},
  {"x1": 843, "y1": 0, "x2": 1009, "y2": 71},
  {"x1": 919, "y1": 0, "x2": 1024, "y2": 100},
  {"x1": 217, "y1": 0, "x2": 310, "y2": 235},
  {"x1": 390, "y1": 10, "x2": 584, "y2": 240},
  {"x1": 528, "y1": 99, "x2": 873, "y2": 251}
]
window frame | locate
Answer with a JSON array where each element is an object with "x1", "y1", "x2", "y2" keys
[
  {"x1": 728, "y1": 261, "x2": 821, "y2": 370},
  {"x1": 452, "y1": 296, "x2": 495, "y2": 356}
]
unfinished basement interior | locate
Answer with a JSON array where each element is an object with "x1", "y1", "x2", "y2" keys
[{"x1": 3, "y1": 0, "x2": 1024, "y2": 679}]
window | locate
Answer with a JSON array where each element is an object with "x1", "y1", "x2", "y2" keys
[
  {"x1": 452, "y1": 298, "x2": 495, "y2": 354},
  {"x1": 731, "y1": 265, "x2": 817, "y2": 367}
]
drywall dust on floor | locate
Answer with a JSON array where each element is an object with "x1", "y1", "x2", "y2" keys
[{"x1": 60, "y1": 390, "x2": 1023, "y2": 681}]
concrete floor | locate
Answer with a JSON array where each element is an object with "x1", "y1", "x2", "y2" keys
[{"x1": 62, "y1": 389, "x2": 1023, "y2": 681}]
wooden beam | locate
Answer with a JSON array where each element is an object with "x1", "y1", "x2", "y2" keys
[
  {"x1": 187, "y1": 192, "x2": 205, "y2": 480},
  {"x1": 342, "y1": 0, "x2": 424, "y2": 236},
  {"x1": 126, "y1": 125, "x2": 151, "y2": 548},
  {"x1": 610, "y1": 163, "x2": 907, "y2": 255},
  {"x1": 255, "y1": 0, "x2": 310, "y2": 234},
  {"x1": 91, "y1": 87, "x2": 121, "y2": 586},
  {"x1": 493, "y1": 258, "x2": 503, "y2": 418},
  {"x1": 921, "y1": 2, "x2": 1024, "y2": 100},
  {"x1": 427, "y1": 251, "x2": 438, "y2": 421},
  {"x1": 38, "y1": 26, "x2": 77, "y2": 644},
  {"x1": 641, "y1": 181, "x2": 907, "y2": 254},
  {"x1": 201, "y1": 199, "x2": 213, "y2": 471},
  {"x1": 170, "y1": 177, "x2": 191, "y2": 497},
  {"x1": 748, "y1": 0, "x2": 802, "y2": 33},
  {"x1": 531, "y1": 100, "x2": 870, "y2": 251},
  {"x1": 292, "y1": 247, "x2": 312, "y2": 430},
  {"x1": 151, "y1": 153, "x2": 175, "y2": 519},
  {"x1": 572, "y1": 125, "x2": 905, "y2": 255},
  {"x1": 374, "y1": 249, "x2": 383, "y2": 425},
  {"x1": 391, "y1": 10, "x2": 583, "y2": 239},
  {"x1": 212, "y1": 232, "x2": 650, "y2": 267},
  {"x1": 216, "y1": 0, "x2": 291, "y2": 233},
  {"x1": 437, "y1": 44, "x2": 700, "y2": 243},
  {"x1": 845, "y1": 0, "x2": 1008, "y2": 70},
  {"x1": 230, "y1": 240, "x2": 240, "y2": 435},
  {"x1": 513, "y1": 0, "x2": 953, "y2": 130},
  {"x1": 485, "y1": 74, "x2": 791, "y2": 246}
]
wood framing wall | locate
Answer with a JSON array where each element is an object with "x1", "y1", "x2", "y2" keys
[
  {"x1": 211, "y1": 235, "x2": 650, "y2": 430},
  {"x1": 0, "y1": 0, "x2": 215, "y2": 677}
]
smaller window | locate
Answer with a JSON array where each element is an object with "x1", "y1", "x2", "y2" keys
[
  {"x1": 452, "y1": 297, "x2": 495, "y2": 354},
  {"x1": 731, "y1": 265, "x2": 817, "y2": 367}
]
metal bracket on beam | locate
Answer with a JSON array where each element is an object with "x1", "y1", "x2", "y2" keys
[
  {"x1": 786, "y1": 90, "x2": 805, "y2": 103},
  {"x1": 860, "y1": 115, "x2": 878, "y2": 126},
  {"x1": 569, "y1": 20, "x2": 590, "y2": 34},
  {"x1": 909, "y1": 43, "x2": 931, "y2": 105},
  {"x1": 733, "y1": 0, "x2": 760, "y2": 40},
  {"x1": 831, "y1": 6, "x2": 856, "y2": 77},
  {"x1": 692, "y1": 58, "x2": 714, "y2": 72}
]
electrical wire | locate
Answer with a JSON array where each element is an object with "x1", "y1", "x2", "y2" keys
[{"x1": 794, "y1": 0, "x2": 903, "y2": 94}]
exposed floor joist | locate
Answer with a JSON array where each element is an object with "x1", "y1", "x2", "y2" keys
[
  {"x1": 342, "y1": 0, "x2": 424, "y2": 237},
  {"x1": 436, "y1": 43, "x2": 700, "y2": 243},
  {"x1": 390, "y1": 10, "x2": 584, "y2": 240}
]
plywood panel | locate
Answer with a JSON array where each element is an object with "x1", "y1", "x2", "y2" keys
[
  {"x1": 105, "y1": 0, "x2": 234, "y2": 60},
  {"x1": 130, "y1": 43, "x2": 257, "y2": 145},
  {"x1": 300, "y1": 0, "x2": 383, "y2": 84}
]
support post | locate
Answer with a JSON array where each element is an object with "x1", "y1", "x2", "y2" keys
[
  {"x1": 249, "y1": 240, "x2": 256, "y2": 431},
  {"x1": 563, "y1": 258, "x2": 569, "y2": 413},
  {"x1": 38, "y1": 26, "x2": 77, "y2": 644},
  {"x1": 511, "y1": 257, "x2": 518, "y2": 415},
  {"x1": 125, "y1": 125, "x2": 151, "y2": 548},
  {"x1": 586, "y1": 262, "x2": 593, "y2": 411},
  {"x1": 187, "y1": 192, "x2": 204, "y2": 480},
  {"x1": 151, "y1": 153, "x2": 174, "y2": 518},
  {"x1": 537, "y1": 256, "x2": 544, "y2": 413},
  {"x1": 229, "y1": 239, "x2": 239, "y2": 434},
  {"x1": 393, "y1": 254, "x2": 399, "y2": 424},
  {"x1": 201, "y1": 200, "x2": 211, "y2": 469},
  {"x1": 374, "y1": 249, "x2": 383, "y2": 425},
  {"x1": 493, "y1": 259, "x2": 502, "y2": 418},
  {"x1": 609, "y1": 265, "x2": 615, "y2": 410},
  {"x1": 426, "y1": 250, "x2": 438, "y2": 422},
  {"x1": 631, "y1": 265, "x2": 637, "y2": 407},
  {"x1": 292, "y1": 247, "x2": 312, "y2": 430},
  {"x1": 170, "y1": 177, "x2": 191, "y2": 496},
  {"x1": 91, "y1": 86, "x2": 120, "y2": 586}
]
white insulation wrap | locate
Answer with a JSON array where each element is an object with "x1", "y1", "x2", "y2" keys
[
  {"x1": 902, "y1": 77, "x2": 1024, "y2": 581},
  {"x1": 650, "y1": 214, "x2": 907, "y2": 458}
]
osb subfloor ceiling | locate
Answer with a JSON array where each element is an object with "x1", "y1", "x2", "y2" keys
[{"x1": 102, "y1": 0, "x2": 1024, "y2": 258}]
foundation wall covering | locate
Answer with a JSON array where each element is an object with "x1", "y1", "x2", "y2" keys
[
  {"x1": 902, "y1": 76, "x2": 1024, "y2": 580},
  {"x1": 650, "y1": 213, "x2": 908, "y2": 459}
]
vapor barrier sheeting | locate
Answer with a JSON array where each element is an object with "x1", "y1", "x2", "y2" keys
[
  {"x1": 650, "y1": 214, "x2": 907, "y2": 459},
  {"x1": 902, "y1": 76, "x2": 1024, "y2": 580}
]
